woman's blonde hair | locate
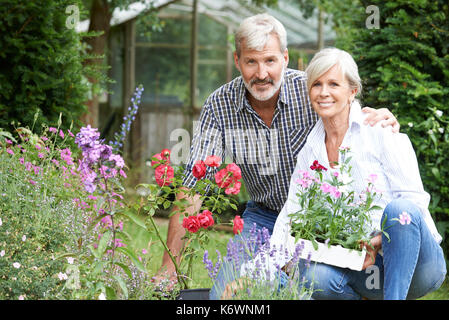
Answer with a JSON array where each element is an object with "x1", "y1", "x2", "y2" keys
[{"x1": 305, "y1": 47, "x2": 362, "y2": 96}]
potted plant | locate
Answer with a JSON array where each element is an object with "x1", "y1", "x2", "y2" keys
[{"x1": 288, "y1": 147, "x2": 385, "y2": 271}]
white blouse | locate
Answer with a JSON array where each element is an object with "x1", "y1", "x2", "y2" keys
[{"x1": 241, "y1": 101, "x2": 442, "y2": 279}]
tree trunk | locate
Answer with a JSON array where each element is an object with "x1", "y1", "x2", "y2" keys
[{"x1": 82, "y1": 0, "x2": 112, "y2": 128}]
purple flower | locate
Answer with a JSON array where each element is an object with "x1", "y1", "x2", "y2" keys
[
  {"x1": 399, "y1": 211, "x2": 412, "y2": 225},
  {"x1": 75, "y1": 125, "x2": 100, "y2": 150}
]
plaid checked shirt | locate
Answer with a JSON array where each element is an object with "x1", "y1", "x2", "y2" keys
[{"x1": 183, "y1": 68, "x2": 319, "y2": 213}]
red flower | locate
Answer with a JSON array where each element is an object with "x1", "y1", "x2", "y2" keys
[
  {"x1": 215, "y1": 168, "x2": 232, "y2": 188},
  {"x1": 151, "y1": 153, "x2": 164, "y2": 167},
  {"x1": 205, "y1": 155, "x2": 221, "y2": 167},
  {"x1": 151, "y1": 149, "x2": 171, "y2": 167},
  {"x1": 232, "y1": 215, "x2": 244, "y2": 235},
  {"x1": 192, "y1": 160, "x2": 207, "y2": 180},
  {"x1": 182, "y1": 215, "x2": 201, "y2": 233},
  {"x1": 161, "y1": 148, "x2": 171, "y2": 161},
  {"x1": 310, "y1": 160, "x2": 327, "y2": 171},
  {"x1": 225, "y1": 180, "x2": 241, "y2": 195},
  {"x1": 198, "y1": 210, "x2": 214, "y2": 229},
  {"x1": 155, "y1": 165, "x2": 174, "y2": 187},
  {"x1": 226, "y1": 163, "x2": 242, "y2": 180}
]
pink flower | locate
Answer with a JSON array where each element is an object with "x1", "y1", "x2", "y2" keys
[
  {"x1": 399, "y1": 212, "x2": 412, "y2": 225},
  {"x1": 197, "y1": 210, "x2": 214, "y2": 229},
  {"x1": 59, "y1": 130, "x2": 65, "y2": 139},
  {"x1": 320, "y1": 183, "x2": 332, "y2": 193},
  {"x1": 225, "y1": 180, "x2": 241, "y2": 195},
  {"x1": 29, "y1": 179, "x2": 36, "y2": 186},
  {"x1": 155, "y1": 165, "x2": 174, "y2": 187},
  {"x1": 49, "y1": 127, "x2": 57, "y2": 134},
  {"x1": 38, "y1": 153, "x2": 44, "y2": 159},
  {"x1": 205, "y1": 155, "x2": 221, "y2": 167},
  {"x1": 232, "y1": 215, "x2": 244, "y2": 235},
  {"x1": 215, "y1": 168, "x2": 232, "y2": 188},
  {"x1": 68, "y1": 129, "x2": 75, "y2": 138},
  {"x1": 6, "y1": 148, "x2": 14, "y2": 155}
]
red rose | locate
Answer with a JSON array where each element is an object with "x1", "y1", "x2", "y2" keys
[
  {"x1": 205, "y1": 155, "x2": 221, "y2": 167},
  {"x1": 225, "y1": 180, "x2": 241, "y2": 195},
  {"x1": 161, "y1": 148, "x2": 171, "y2": 161},
  {"x1": 226, "y1": 163, "x2": 242, "y2": 180},
  {"x1": 192, "y1": 160, "x2": 207, "y2": 180},
  {"x1": 151, "y1": 152, "x2": 164, "y2": 167},
  {"x1": 215, "y1": 168, "x2": 232, "y2": 188},
  {"x1": 182, "y1": 215, "x2": 201, "y2": 233},
  {"x1": 155, "y1": 164, "x2": 174, "y2": 187},
  {"x1": 232, "y1": 215, "x2": 244, "y2": 235},
  {"x1": 198, "y1": 210, "x2": 214, "y2": 229},
  {"x1": 310, "y1": 160, "x2": 327, "y2": 171}
]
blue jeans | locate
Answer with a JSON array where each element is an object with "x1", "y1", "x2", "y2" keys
[
  {"x1": 209, "y1": 201, "x2": 278, "y2": 300},
  {"x1": 297, "y1": 199, "x2": 447, "y2": 300}
]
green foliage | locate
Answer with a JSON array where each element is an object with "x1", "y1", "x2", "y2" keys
[
  {"x1": 0, "y1": 0, "x2": 89, "y2": 135},
  {"x1": 323, "y1": 0, "x2": 449, "y2": 261},
  {"x1": 0, "y1": 126, "x2": 86, "y2": 299}
]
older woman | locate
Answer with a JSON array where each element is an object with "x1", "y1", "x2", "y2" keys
[{"x1": 240, "y1": 47, "x2": 446, "y2": 300}]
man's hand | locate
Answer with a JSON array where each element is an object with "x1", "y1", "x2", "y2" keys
[
  {"x1": 362, "y1": 107, "x2": 400, "y2": 133},
  {"x1": 360, "y1": 234, "x2": 382, "y2": 270}
]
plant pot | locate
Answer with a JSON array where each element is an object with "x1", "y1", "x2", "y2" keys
[
  {"x1": 297, "y1": 238, "x2": 366, "y2": 271},
  {"x1": 176, "y1": 288, "x2": 211, "y2": 300}
]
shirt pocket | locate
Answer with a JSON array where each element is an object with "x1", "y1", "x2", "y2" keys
[{"x1": 288, "y1": 127, "x2": 307, "y2": 158}]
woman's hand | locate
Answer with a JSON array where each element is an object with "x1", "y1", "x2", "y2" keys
[
  {"x1": 362, "y1": 107, "x2": 400, "y2": 133},
  {"x1": 361, "y1": 234, "x2": 382, "y2": 270}
]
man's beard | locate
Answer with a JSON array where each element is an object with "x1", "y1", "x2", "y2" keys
[{"x1": 243, "y1": 66, "x2": 285, "y2": 102}]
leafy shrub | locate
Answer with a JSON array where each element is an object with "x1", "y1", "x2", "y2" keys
[{"x1": 0, "y1": 0, "x2": 89, "y2": 134}]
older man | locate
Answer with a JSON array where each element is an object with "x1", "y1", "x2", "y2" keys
[{"x1": 155, "y1": 14, "x2": 398, "y2": 298}]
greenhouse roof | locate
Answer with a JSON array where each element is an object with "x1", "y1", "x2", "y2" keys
[{"x1": 77, "y1": 0, "x2": 335, "y2": 47}]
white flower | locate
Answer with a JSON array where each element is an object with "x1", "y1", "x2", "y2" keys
[
  {"x1": 13, "y1": 262, "x2": 21, "y2": 269},
  {"x1": 438, "y1": 127, "x2": 444, "y2": 134},
  {"x1": 57, "y1": 272, "x2": 68, "y2": 281},
  {"x1": 22, "y1": 235, "x2": 26, "y2": 242},
  {"x1": 98, "y1": 292, "x2": 107, "y2": 300},
  {"x1": 428, "y1": 129, "x2": 434, "y2": 135},
  {"x1": 0, "y1": 250, "x2": 5, "y2": 257},
  {"x1": 18, "y1": 295, "x2": 25, "y2": 300},
  {"x1": 408, "y1": 122, "x2": 413, "y2": 128},
  {"x1": 436, "y1": 110, "x2": 443, "y2": 117},
  {"x1": 67, "y1": 257, "x2": 75, "y2": 264},
  {"x1": 0, "y1": 217, "x2": 2, "y2": 226}
]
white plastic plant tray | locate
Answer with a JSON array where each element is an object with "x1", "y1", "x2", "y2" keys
[{"x1": 297, "y1": 238, "x2": 366, "y2": 271}]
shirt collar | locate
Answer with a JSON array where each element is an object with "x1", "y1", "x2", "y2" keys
[{"x1": 306, "y1": 99, "x2": 365, "y2": 145}]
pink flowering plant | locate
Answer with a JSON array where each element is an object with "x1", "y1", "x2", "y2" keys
[
  {"x1": 135, "y1": 151, "x2": 243, "y2": 289},
  {"x1": 289, "y1": 147, "x2": 385, "y2": 252}
]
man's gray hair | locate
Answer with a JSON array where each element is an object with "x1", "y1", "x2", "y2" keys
[{"x1": 235, "y1": 13, "x2": 287, "y2": 57}]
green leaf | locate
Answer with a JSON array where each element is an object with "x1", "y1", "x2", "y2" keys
[
  {"x1": 114, "y1": 262, "x2": 133, "y2": 278},
  {"x1": 116, "y1": 247, "x2": 146, "y2": 272},
  {"x1": 113, "y1": 275, "x2": 129, "y2": 299},
  {"x1": 97, "y1": 230, "x2": 112, "y2": 256},
  {"x1": 122, "y1": 209, "x2": 147, "y2": 230}
]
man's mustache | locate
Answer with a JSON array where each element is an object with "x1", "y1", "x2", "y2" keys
[{"x1": 250, "y1": 78, "x2": 274, "y2": 86}]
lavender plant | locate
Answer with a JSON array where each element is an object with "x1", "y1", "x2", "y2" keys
[
  {"x1": 203, "y1": 223, "x2": 314, "y2": 300},
  {"x1": 109, "y1": 85, "x2": 144, "y2": 153}
]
